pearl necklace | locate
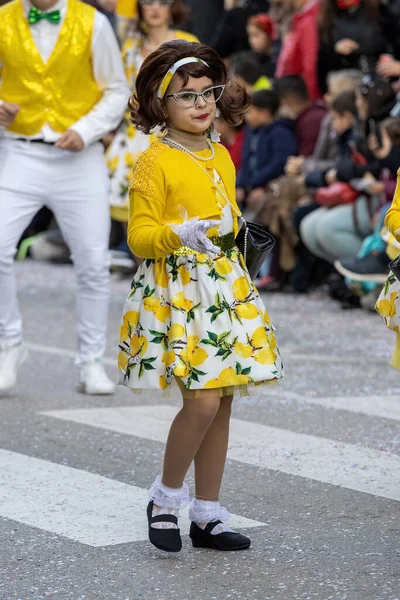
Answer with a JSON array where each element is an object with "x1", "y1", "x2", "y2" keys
[
  {"x1": 163, "y1": 137, "x2": 215, "y2": 161},
  {"x1": 162, "y1": 136, "x2": 241, "y2": 218}
]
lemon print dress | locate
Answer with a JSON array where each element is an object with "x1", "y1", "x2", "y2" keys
[{"x1": 118, "y1": 140, "x2": 284, "y2": 397}]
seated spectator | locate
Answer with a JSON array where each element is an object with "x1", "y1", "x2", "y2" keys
[
  {"x1": 286, "y1": 69, "x2": 363, "y2": 179},
  {"x1": 274, "y1": 75, "x2": 326, "y2": 156},
  {"x1": 231, "y1": 50, "x2": 272, "y2": 94},
  {"x1": 299, "y1": 90, "x2": 382, "y2": 266},
  {"x1": 236, "y1": 89, "x2": 297, "y2": 207},
  {"x1": 275, "y1": 0, "x2": 321, "y2": 100},
  {"x1": 335, "y1": 118, "x2": 400, "y2": 282},
  {"x1": 246, "y1": 13, "x2": 277, "y2": 79}
]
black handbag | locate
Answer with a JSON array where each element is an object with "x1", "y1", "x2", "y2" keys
[{"x1": 236, "y1": 220, "x2": 276, "y2": 280}]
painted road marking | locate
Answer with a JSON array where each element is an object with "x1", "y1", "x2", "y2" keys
[
  {"x1": 0, "y1": 449, "x2": 264, "y2": 547},
  {"x1": 264, "y1": 389, "x2": 400, "y2": 422},
  {"x1": 42, "y1": 405, "x2": 400, "y2": 503}
]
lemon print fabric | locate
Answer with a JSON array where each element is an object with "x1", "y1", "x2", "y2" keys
[
  {"x1": 118, "y1": 246, "x2": 284, "y2": 396},
  {"x1": 376, "y1": 272, "x2": 400, "y2": 333}
]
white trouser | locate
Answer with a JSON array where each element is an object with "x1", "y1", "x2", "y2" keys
[{"x1": 0, "y1": 139, "x2": 110, "y2": 363}]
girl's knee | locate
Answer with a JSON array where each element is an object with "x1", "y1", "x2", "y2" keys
[{"x1": 184, "y1": 395, "x2": 221, "y2": 423}]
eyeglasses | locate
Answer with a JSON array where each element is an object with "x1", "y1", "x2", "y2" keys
[
  {"x1": 139, "y1": 0, "x2": 173, "y2": 6},
  {"x1": 165, "y1": 85, "x2": 225, "y2": 108}
]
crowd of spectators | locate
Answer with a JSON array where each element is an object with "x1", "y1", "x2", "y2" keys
[{"x1": 14, "y1": 0, "x2": 400, "y2": 312}]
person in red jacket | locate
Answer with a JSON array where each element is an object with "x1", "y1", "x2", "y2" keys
[{"x1": 275, "y1": 0, "x2": 321, "y2": 101}]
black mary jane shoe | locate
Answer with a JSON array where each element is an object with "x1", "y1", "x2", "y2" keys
[
  {"x1": 147, "y1": 501, "x2": 182, "y2": 553},
  {"x1": 190, "y1": 520, "x2": 251, "y2": 551}
]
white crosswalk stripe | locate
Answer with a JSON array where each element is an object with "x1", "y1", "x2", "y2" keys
[
  {"x1": 1, "y1": 390, "x2": 399, "y2": 548},
  {"x1": 42, "y1": 405, "x2": 400, "y2": 503},
  {"x1": 265, "y1": 389, "x2": 400, "y2": 422},
  {"x1": 0, "y1": 449, "x2": 265, "y2": 547}
]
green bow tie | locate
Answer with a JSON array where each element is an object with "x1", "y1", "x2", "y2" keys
[{"x1": 28, "y1": 6, "x2": 61, "y2": 24}]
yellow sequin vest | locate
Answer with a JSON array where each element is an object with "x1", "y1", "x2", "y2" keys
[{"x1": 0, "y1": 0, "x2": 102, "y2": 136}]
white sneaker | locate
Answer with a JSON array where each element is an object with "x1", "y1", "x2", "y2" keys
[
  {"x1": 77, "y1": 357, "x2": 116, "y2": 395},
  {"x1": 0, "y1": 342, "x2": 28, "y2": 395}
]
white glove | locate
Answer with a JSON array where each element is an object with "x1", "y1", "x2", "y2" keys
[{"x1": 173, "y1": 217, "x2": 221, "y2": 257}]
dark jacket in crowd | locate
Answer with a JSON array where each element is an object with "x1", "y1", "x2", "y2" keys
[
  {"x1": 302, "y1": 113, "x2": 338, "y2": 174},
  {"x1": 210, "y1": 0, "x2": 269, "y2": 58},
  {"x1": 237, "y1": 118, "x2": 297, "y2": 190},
  {"x1": 186, "y1": 0, "x2": 225, "y2": 44},
  {"x1": 305, "y1": 126, "x2": 355, "y2": 188},
  {"x1": 317, "y1": 4, "x2": 400, "y2": 94},
  {"x1": 296, "y1": 101, "x2": 327, "y2": 157},
  {"x1": 381, "y1": 147, "x2": 400, "y2": 177}
]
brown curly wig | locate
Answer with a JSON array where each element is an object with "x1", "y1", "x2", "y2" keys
[{"x1": 129, "y1": 40, "x2": 250, "y2": 134}]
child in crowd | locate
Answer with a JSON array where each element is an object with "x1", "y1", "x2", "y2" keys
[
  {"x1": 236, "y1": 89, "x2": 297, "y2": 207},
  {"x1": 231, "y1": 50, "x2": 272, "y2": 94},
  {"x1": 299, "y1": 91, "x2": 369, "y2": 265},
  {"x1": 118, "y1": 40, "x2": 283, "y2": 553},
  {"x1": 274, "y1": 75, "x2": 326, "y2": 157},
  {"x1": 246, "y1": 13, "x2": 276, "y2": 78}
]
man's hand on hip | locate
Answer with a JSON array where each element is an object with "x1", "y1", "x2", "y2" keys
[
  {"x1": 55, "y1": 130, "x2": 85, "y2": 152},
  {"x1": 0, "y1": 102, "x2": 20, "y2": 127}
]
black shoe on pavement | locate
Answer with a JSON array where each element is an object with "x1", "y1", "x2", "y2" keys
[
  {"x1": 190, "y1": 521, "x2": 251, "y2": 551},
  {"x1": 334, "y1": 252, "x2": 389, "y2": 283},
  {"x1": 147, "y1": 501, "x2": 182, "y2": 552}
]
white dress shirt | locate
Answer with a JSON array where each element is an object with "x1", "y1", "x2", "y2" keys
[{"x1": 0, "y1": 0, "x2": 130, "y2": 146}]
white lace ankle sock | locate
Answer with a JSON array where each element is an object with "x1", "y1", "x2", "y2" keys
[
  {"x1": 151, "y1": 505, "x2": 179, "y2": 530},
  {"x1": 148, "y1": 475, "x2": 190, "y2": 530},
  {"x1": 189, "y1": 499, "x2": 233, "y2": 535}
]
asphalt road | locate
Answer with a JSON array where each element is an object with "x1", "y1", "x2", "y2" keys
[{"x1": 1, "y1": 261, "x2": 399, "y2": 600}]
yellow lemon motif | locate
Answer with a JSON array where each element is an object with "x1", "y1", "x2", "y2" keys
[
  {"x1": 377, "y1": 299, "x2": 391, "y2": 318},
  {"x1": 155, "y1": 263, "x2": 171, "y2": 288},
  {"x1": 125, "y1": 152, "x2": 135, "y2": 167},
  {"x1": 267, "y1": 331, "x2": 277, "y2": 351},
  {"x1": 251, "y1": 326, "x2": 269, "y2": 348},
  {"x1": 234, "y1": 342, "x2": 253, "y2": 358},
  {"x1": 168, "y1": 323, "x2": 185, "y2": 341},
  {"x1": 171, "y1": 291, "x2": 193, "y2": 313},
  {"x1": 126, "y1": 124, "x2": 137, "y2": 139},
  {"x1": 173, "y1": 347, "x2": 188, "y2": 377},
  {"x1": 109, "y1": 156, "x2": 119, "y2": 171},
  {"x1": 236, "y1": 304, "x2": 258, "y2": 320},
  {"x1": 178, "y1": 265, "x2": 191, "y2": 285},
  {"x1": 232, "y1": 276, "x2": 251, "y2": 301},
  {"x1": 120, "y1": 310, "x2": 140, "y2": 341},
  {"x1": 254, "y1": 347, "x2": 276, "y2": 365},
  {"x1": 214, "y1": 257, "x2": 233, "y2": 276},
  {"x1": 261, "y1": 309, "x2": 272, "y2": 325},
  {"x1": 159, "y1": 375, "x2": 168, "y2": 390},
  {"x1": 118, "y1": 351, "x2": 129, "y2": 371},
  {"x1": 204, "y1": 367, "x2": 250, "y2": 389},
  {"x1": 162, "y1": 350, "x2": 176, "y2": 367},
  {"x1": 187, "y1": 335, "x2": 208, "y2": 366},
  {"x1": 144, "y1": 297, "x2": 171, "y2": 323},
  {"x1": 130, "y1": 334, "x2": 148, "y2": 356}
]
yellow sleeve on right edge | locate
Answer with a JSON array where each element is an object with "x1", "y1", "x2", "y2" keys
[
  {"x1": 127, "y1": 147, "x2": 181, "y2": 259},
  {"x1": 385, "y1": 169, "x2": 400, "y2": 242}
]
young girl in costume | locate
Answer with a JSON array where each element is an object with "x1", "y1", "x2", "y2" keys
[{"x1": 118, "y1": 40, "x2": 284, "y2": 553}]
